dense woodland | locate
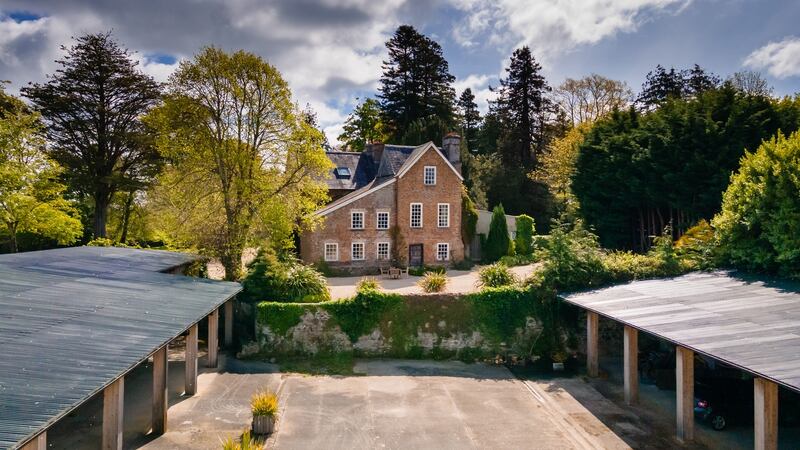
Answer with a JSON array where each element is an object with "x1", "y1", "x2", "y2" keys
[{"x1": 2, "y1": 26, "x2": 800, "y2": 279}]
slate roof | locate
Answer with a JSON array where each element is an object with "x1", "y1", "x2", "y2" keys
[
  {"x1": 375, "y1": 145, "x2": 417, "y2": 179},
  {"x1": 561, "y1": 271, "x2": 800, "y2": 393},
  {"x1": 0, "y1": 247, "x2": 241, "y2": 449},
  {"x1": 325, "y1": 151, "x2": 377, "y2": 190}
]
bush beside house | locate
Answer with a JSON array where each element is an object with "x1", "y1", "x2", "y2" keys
[{"x1": 484, "y1": 204, "x2": 512, "y2": 262}]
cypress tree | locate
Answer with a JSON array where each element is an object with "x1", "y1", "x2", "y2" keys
[
  {"x1": 485, "y1": 204, "x2": 511, "y2": 262},
  {"x1": 514, "y1": 214, "x2": 535, "y2": 256},
  {"x1": 378, "y1": 25, "x2": 456, "y2": 142}
]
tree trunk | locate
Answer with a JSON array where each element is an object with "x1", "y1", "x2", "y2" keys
[
  {"x1": 93, "y1": 194, "x2": 110, "y2": 239},
  {"x1": 221, "y1": 247, "x2": 244, "y2": 281},
  {"x1": 9, "y1": 223, "x2": 18, "y2": 253},
  {"x1": 119, "y1": 191, "x2": 135, "y2": 244}
]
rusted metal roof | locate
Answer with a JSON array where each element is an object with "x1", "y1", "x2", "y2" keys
[{"x1": 0, "y1": 247, "x2": 241, "y2": 449}]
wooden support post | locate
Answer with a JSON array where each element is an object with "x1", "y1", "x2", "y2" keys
[
  {"x1": 185, "y1": 323, "x2": 198, "y2": 396},
  {"x1": 152, "y1": 345, "x2": 168, "y2": 435},
  {"x1": 676, "y1": 346, "x2": 694, "y2": 442},
  {"x1": 754, "y1": 377, "x2": 778, "y2": 450},
  {"x1": 102, "y1": 377, "x2": 124, "y2": 450},
  {"x1": 623, "y1": 325, "x2": 639, "y2": 405},
  {"x1": 20, "y1": 431, "x2": 46, "y2": 450},
  {"x1": 207, "y1": 308, "x2": 219, "y2": 368},
  {"x1": 224, "y1": 300, "x2": 234, "y2": 348},
  {"x1": 586, "y1": 311, "x2": 599, "y2": 377}
]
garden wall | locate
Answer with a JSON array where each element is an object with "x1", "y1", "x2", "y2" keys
[{"x1": 250, "y1": 288, "x2": 577, "y2": 362}]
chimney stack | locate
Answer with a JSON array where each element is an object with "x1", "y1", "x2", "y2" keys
[
  {"x1": 365, "y1": 141, "x2": 385, "y2": 164},
  {"x1": 442, "y1": 132, "x2": 461, "y2": 175}
]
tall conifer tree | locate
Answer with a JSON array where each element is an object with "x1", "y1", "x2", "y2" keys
[
  {"x1": 457, "y1": 88, "x2": 481, "y2": 152},
  {"x1": 378, "y1": 25, "x2": 456, "y2": 143}
]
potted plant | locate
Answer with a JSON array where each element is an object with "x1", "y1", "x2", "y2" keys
[
  {"x1": 551, "y1": 351, "x2": 568, "y2": 371},
  {"x1": 251, "y1": 390, "x2": 278, "y2": 435}
]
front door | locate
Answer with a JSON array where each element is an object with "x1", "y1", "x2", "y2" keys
[{"x1": 409, "y1": 244, "x2": 423, "y2": 267}]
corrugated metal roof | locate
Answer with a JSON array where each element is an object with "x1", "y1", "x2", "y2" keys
[
  {"x1": 0, "y1": 247, "x2": 241, "y2": 449},
  {"x1": 561, "y1": 271, "x2": 800, "y2": 393}
]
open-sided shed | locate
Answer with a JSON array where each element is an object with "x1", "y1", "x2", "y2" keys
[
  {"x1": 0, "y1": 247, "x2": 241, "y2": 449},
  {"x1": 561, "y1": 271, "x2": 800, "y2": 449}
]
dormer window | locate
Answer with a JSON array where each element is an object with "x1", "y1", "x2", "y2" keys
[
  {"x1": 424, "y1": 166, "x2": 436, "y2": 185},
  {"x1": 334, "y1": 167, "x2": 352, "y2": 179}
]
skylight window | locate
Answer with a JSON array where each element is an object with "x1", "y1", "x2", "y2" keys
[{"x1": 335, "y1": 167, "x2": 352, "y2": 179}]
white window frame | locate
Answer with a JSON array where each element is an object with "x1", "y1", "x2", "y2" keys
[
  {"x1": 424, "y1": 166, "x2": 437, "y2": 185},
  {"x1": 437, "y1": 203, "x2": 450, "y2": 228},
  {"x1": 436, "y1": 242, "x2": 450, "y2": 261},
  {"x1": 376, "y1": 241, "x2": 391, "y2": 260},
  {"x1": 350, "y1": 210, "x2": 365, "y2": 230},
  {"x1": 410, "y1": 202, "x2": 423, "y2": 228},
  {"x1": 376, "y1": 210, "x2": 390, "y2": 230},
  {"x1": 324, "y1": 243, "x2": 339, "y2": 262},
  {"x1": 351, "y1": 241, "x2": 366, "y2": 261}
]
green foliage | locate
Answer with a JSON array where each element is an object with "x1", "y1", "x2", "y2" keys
[
  {"x1": 86, "y1": 237, "x2": 131, "y2": 247},
  {"x1": 457, "y1": 88, "x2": 481, "y2": 151},
  {"x1": 451, "y1": 259, "x2": 475, "y2": 270},
  {"x1": 574, "y1": 85, "x2": 800, "y2": 251},
  {"x1": 484, "y1": 204, "x2": 511, "y2": 262},
  {"x1": 675, "y1": 220, "x2": 717, "y2": 269},
  {"x1": 499, "y1": 254, "x2": 537, "y2": 267},
  {"x1": 713, "y1": 132, "x2": 800, "y2": 276},
  {"x1": 242, "y1": 248, "x2": 330, "y2": 303},
  {"x1": 536, "y1": 220, "x2": 606, "y2": 291},
  {"x1": 221, "y1": 430, "x2": 263, "y2": 450},
  {"x1": 461, "y1": 188, "x2": 479, "y2": 248},
  {"x1": 0, "y1": 88, "x2": 82, "y2": 252},
  {"x1": 408, "y1": 265, "x2": 445, "y2": 276},
  {"x1": 514, "y1": 214, "x2": 536, "y2": 255},
  {"x1": 321, "y1": 290, "x2": 403, "y2": 342},
  {"x1": 378, "y1": 25, "x2": 456, "y2": 142},
  {"x1": 418, "y1": 272, "x2": 448, "y2": 293},
  {"x1": 257, "y1": 286, "x2": 568, "y2": 360},
  {"x1": 356, "y1": 277, "x2": 380, "y2": 293},
  {"x1": 478, "y1": 263, "x2": 518, "y2": 288},
  {"x1": 147, "y1": 46, "x2": 331, "y2": 280},
  {"x1": 257, "y1": 301, "x2": 308, "y2": 335},
  {"x1": 250, "y1": 391, "x2": 278, "y2": 417},
  {"x1": 337, "y1": 98, "x2": 389, "y2": 151},
  {"x1": 21, "y1": 32, "x2": 162, "y2": 239}
]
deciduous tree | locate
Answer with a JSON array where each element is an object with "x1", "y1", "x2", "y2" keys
[
  {"x1": 0, "y1": 88, "x2": 82, "y2": 252},
  {"x1": 146, "y1": 47, "x2": 331, "y2": 280},
  {"x1": 554, "y1": 74, "x2": 631, "y2": 125},
  {"x1": 337, "y1": 98, "x2": 388, "y2": 151}
]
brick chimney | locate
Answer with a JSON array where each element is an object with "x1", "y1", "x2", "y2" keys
[
  {"x1": 365, "y1": 141, "x2": 385, "y2": 164},
  {"x1": 442, "y1": 132, "x2": 461, "y2": 175}
]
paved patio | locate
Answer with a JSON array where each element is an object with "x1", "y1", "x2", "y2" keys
[{"x1": 327, "y1": 264, "x2": 539, "y2": 299}]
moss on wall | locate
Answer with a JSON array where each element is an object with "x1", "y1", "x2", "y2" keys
[{"x1": 255, "y1": 286, "x2": 574, "y2": 361}]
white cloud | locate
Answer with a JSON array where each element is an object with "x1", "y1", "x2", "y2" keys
[
  {"x1": 744, "y1": 36, "x2": 800, "y2": 79},
  {"x1": 450, "y1": 0, "x2": 691, "y2": 59}
]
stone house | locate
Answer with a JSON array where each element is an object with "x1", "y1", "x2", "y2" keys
[{"x1": 300, "y1": 134, "x2": 465, "y2": 272}]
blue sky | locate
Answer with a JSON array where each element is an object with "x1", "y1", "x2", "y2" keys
[{"x1": 1, "y1": 0, "x2": 799, "y2": 144}]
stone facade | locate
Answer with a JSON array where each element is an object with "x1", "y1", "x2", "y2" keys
[{"x1": 300, "y1": 136, "x2": 465, "y2": 272}]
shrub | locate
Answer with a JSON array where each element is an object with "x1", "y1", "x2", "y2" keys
[
  {"x1": 478, "y1": 263, "x2": 517, "y2": 288},
  {"x1": 241, "y1": 248, "x2": 330, "y2": 303},
  {"x1": 356, "y1": 277, "x2": 380, "y2": 293},
  {"x1": 251, "y1": 391, "x2": 278, "y2": 417},
  {"x1": 87, "y1": 237, "x2": 134, "y2": 248},
  {"x1": 675, "y1": 219, "x2": 717, "y2": 269},
  {"x1": 461, "y1": 187, "x2": 479, "y2": 247},
  {"x1": 221, "y1": 430, "x2": 263, "y2": 450},
  {"x1": 409, "y1": 265, "x2": 446, "y2": 276},
  {"x1": 713, "y1": 132, "x2": 800, "y2": 276},
  {"x1": 536, "y1": 219, "x2": 606, "y2": 291},
  {"x1": 484, "y1": 204, "x2": 511, "y2": 262},
  {"x1": 514, "y1": 214, "x2": 535, "y2": 255},
  {"x1": 451, "y1": 259, "x2": 475, "y2": 270},
  {"x1": 499, "y1": 253, "x2": 536, "y2": 267},
  {"x1": 418, "y1": 272, "x2": 448, "y2": 293}
]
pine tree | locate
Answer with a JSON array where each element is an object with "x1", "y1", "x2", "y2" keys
[
  {"x1": 378, "y1": 25, "x2": 456, "y2": 142},
  {"x1": 636, "y1": 65, "x2": 685, "y2": 109},
  {"x1": 685, "y1": 64, "x2": 720, "y2": 96},
  {"x1": 21, "y1": 32, "x2": 161, "y2": 239},
  {"x1": 457, "y1": 88, "x2": 481, "y2": 152},
  {"x1": 490, "y1": 47, "x2": 551, "y2": 167}
]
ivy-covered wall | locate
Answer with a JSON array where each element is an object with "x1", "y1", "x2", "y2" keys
[{"x1": 253, "y1": 287, "x2": 578, "y2": 361}]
